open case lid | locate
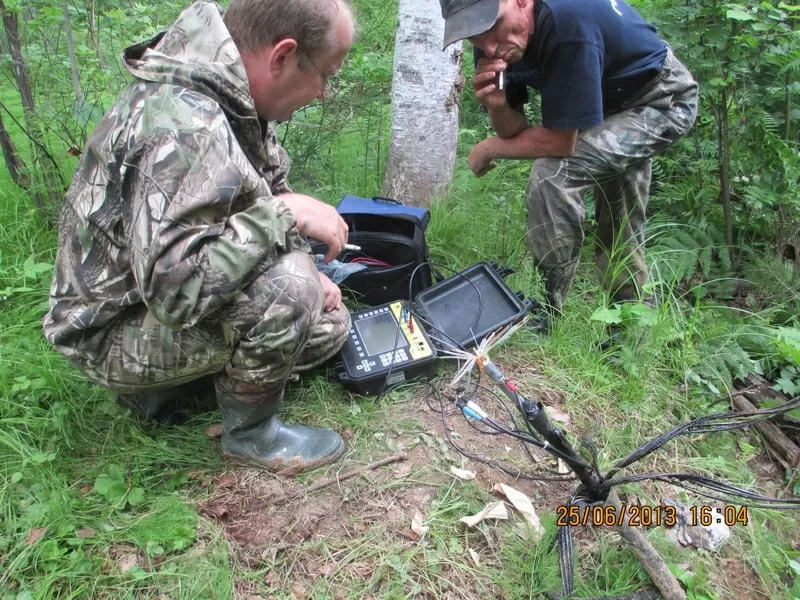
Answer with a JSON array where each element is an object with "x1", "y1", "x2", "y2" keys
[
  {"x1": 414, "y1": 263, "x2": 534, "y2": 349},
  {"x1": 337, "y1": 195, "x2": 430, "y2": 228}
]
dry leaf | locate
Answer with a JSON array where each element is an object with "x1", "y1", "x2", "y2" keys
[
  {"x1": 205, "y1": 423, "x2": 223, "y2": 439},
  {"x1": 544, "y1": 406, "x2": 571, "y2": 425},
  {"x1": 460, "y1": 501, "x2": 508, "y2": 527},
  {"x1": 468, "y1": 548, "x2": 481, "y2": 566},
  {"x1": 25, "y1": 527, "x2": 48, "y2": 544},
  {"x1": 291, "y1": 584, "x2": 307, "y2": 599},
  {"x1": 318, "y1": 564, "x2": 335, "y2": 577},
  {"x1": 214, "y1": 472, "x2": 237, "y2": 487},
  {"x1": 411, "y1": 510, "x2": 429, "y2": 539},
  {"x1": 116, "y1": 552, "x2": 139, "y2": 573},
  {"x1": 493, "y1": 483, "x2": 544, "y2": 540},
  {"x1": 450, "y1": 466, "x2": 476, "y2": 481},
  {"x1": 393, "y1": 462, "x2": 412, "y2": 479},
  {"x1": 264, "y1": 571, "x2": 279, "y2": 586},
  {"x1": 76, "y1": 527, "x2": 95, "y2": 539}
]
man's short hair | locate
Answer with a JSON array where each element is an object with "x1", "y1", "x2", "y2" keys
[{"x1": 224, "y1": 0, "x2": 354, "y2": 66}]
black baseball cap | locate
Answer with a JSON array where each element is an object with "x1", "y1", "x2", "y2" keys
[{"x1": 440, "y1": 0, "x2": 501, "y2": 49}]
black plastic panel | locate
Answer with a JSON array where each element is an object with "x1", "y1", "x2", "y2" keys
[{"x1": 414, "y1": 263, "x2": 531, "y2": 348}]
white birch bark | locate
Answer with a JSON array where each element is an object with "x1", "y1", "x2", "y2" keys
[{"x1": 382, "y1": 0, "x2": 463, "y2": 207}]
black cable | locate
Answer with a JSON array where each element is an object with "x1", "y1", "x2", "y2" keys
[
  {"x1": 607, "y1": 395, "x2": 800, "y2": 479},
  {"x1": 603, "y1": 473, "x2": 800, "y2": 510},
  {"x1": 425, "y1": 377, "x2": 575, "y2": 483},
  {"x1": 557, "y1": 522, "x2": 575, "y2": 598}
]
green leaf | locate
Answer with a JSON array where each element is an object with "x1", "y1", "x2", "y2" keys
[
  {"x1": 126, "y1": 487, "x2": 146, "y2": 507},
  {"x1": 146, "y1": 541, "x2": 165, "y2": 556},
  {"x1": 105, "y1": 482, "x2": 128, "y2": 505},
  {"x1": 726, "y1": 6, "x2": 757, "y2": 21},
  {"x1": 789, "y1": 559, "x2": 800, "y2": 574},
  {"x1": 107, "y1": 464, "x2": 124, "y2": 481},
  {"x1": 11, "y1": 472, "x2": 23, "y2": 484},
  {"x1": 620, "y1": 303, "x2": 658, "y2": 327},
  {"x1": 590, "y1": 307, "x2": 623, "y2": 325},
  {"x1": 94, "y1": 474, "x2": 115, "y2": 495},
  {"x1": 30, "y1": 452, "x2": 56, "y2": 464}
]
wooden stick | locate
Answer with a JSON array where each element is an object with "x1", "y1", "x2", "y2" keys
[
  {"x1": 607, "y1": 490, "x2": 687, "y2": 600},
  {"x1": 730, "y1": 393, "x2": 800, "y2": 467},
  {"x1": 252, "y1": 452, "x2": 408, "y2": 510}
]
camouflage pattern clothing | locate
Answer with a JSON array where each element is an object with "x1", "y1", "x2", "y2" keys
[
  {"x1": 43, "y1": 1, "x2": 349, "y2": 394},
  {"x1": 526, "y1": 47, "x2": 698, "y2": 310}
]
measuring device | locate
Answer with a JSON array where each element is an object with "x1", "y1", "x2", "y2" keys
[{"x1": 336, "y1": 301, "x2": 438, "y2": 396}]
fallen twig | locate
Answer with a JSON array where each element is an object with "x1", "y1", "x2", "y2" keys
[
  {"x1": 730, "y1": 392, "x2": 800, "y2": 467},
  {"x1": 253, "y1": 452, "x2": 408, "y2": 509},
  {"x1": 607, "y1": 490, "x2": 687, "y2": 600}
]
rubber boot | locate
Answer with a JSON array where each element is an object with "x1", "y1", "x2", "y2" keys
[
  {"x1": 117, "y1": 375, "x2": 216, "y2": 425},
  {"x1": 216, "y1": 379, "x2": 345, "y2": 476},
  {"x1": 528, "y1": 259, "x2": 579, "y2": 334}
]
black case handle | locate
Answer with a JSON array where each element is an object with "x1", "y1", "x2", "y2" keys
[{"x1": 371, "y1": 196, "x2": 403, "y2": 205}]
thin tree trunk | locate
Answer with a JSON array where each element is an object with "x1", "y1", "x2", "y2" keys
[
  {"x1": 1, "y1": 0, "x2": 64, "y2": 213},
  {"x1": 87, "y1": 0, "x2": 104, "y2": 69},
  {"x1": 717, "y1": 88, "x2": 735, "y2": 270},
  {"x1": 0, "y1": 109, "x2": 29, "y2": 188},
  {"x1": 382, "y1": 0, "x2": 463, "y2": 207},
  {"x1": 785, "y1": 71, "x2": 792, "y2": 142},
  {"x1": 62, "y1": 0, "x2": 84, "y2": 105}
]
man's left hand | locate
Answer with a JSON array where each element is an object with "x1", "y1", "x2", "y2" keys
[
  {"x1": 468, "y1": 139, "x2": 497, "y2": 177},
  {"x1": 318, "y1": 272, "x2": 342, "y2": 312}
]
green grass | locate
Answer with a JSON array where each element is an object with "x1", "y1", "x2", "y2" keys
[
  {"x1": 1, "y1": 0, "x2": 799, "y2": 590},
  {"x1": 2, "y1": 149, "x2": 799, "y2": 599}
]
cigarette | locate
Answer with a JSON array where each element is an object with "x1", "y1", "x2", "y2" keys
[
  {"x1": 498, "y1": 71, "x2": 505, "y2": 91},
  {"x1": 344, "y1": 244, "x2": 361, "y2": 251}
]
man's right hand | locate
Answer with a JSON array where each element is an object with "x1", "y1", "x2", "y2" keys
[
  {"x1": 278, "y1": 193, "x2": 348, "y2": 263},
  {"x1": 473, "y1": 57, "x2": 508, "y2": 111}
]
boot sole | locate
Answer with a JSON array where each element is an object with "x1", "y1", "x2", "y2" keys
[{"x1": 221, "y1": 438, "x2": 346, "y2": 477}]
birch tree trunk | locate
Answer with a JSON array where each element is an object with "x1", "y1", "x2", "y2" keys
[{"x1": 382, "y1": 0, "x2": 463, "y2": 207}]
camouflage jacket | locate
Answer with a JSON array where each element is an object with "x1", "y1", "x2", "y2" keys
[{"x1": 44, "y1": 1, "x2": 306, "y2": 362}]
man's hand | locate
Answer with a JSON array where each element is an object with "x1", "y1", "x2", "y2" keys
[
  {"x1": 278, "y1": 193, "x2": 349, "y2": 262},
  {"x1": 318, "y1": 272, "x2": 342, "y2": 312},
  {"x1": 473, "y1": 57, "x2": 508, "y2": 111},
  {"x1": 468, "y1": 138, "x2": 497, "y2": 177}
]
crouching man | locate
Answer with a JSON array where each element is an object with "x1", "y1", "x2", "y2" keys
[{"x1": 44, "y1": 0, "x2": 356, "y2": 475}]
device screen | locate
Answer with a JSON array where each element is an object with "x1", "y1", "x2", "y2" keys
[{"x1": 356, "y1": 312, "x2": 408, "y2": 356}]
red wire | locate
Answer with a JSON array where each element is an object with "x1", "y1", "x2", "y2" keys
[{"x1": 350, "y1": 257, "x2": 392, "y2": 267}]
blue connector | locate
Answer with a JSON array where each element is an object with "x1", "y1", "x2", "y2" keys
[{"x1": 461, "y1": 405, "x2": 484, "y2": 422}]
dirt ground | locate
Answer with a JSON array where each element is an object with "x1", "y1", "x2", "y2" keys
[{"x1": 193, "y1": 376, "x2": 795, "y2": 600}]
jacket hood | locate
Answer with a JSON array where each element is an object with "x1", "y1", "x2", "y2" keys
[{"x1": 122, "y1": 2, "x2": 256, "y2": 120}]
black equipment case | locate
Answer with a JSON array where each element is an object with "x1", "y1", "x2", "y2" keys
[
  {"x1": 413, "y1": 262, "x2": 536, "y2": 349},
  {"x1": 311, "y1": 195, "x2": 433, "y2": 306}
]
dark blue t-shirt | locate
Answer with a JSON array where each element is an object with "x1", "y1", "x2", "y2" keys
[{"x1": 475, "y1": 0, "x2": 667, "y2": 130}]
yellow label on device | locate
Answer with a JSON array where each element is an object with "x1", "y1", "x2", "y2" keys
[{"x1": 390, "y1": 302, "x2": 432, "y2": 360}]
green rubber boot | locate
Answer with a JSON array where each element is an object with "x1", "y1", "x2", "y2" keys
[
  {"x1": 527, "y1": 259, "x2": 580, "y2": 334},
  {"x1": 117, "y1": 376, "x2": 216, "y2": 425},
  {"x1": 216, "y1": 380, "x2": 345, "y2": 476}
]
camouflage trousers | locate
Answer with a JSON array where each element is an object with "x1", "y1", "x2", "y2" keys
[
  {"x1": 75, "y1": 250, "x2": 350, "y2": 396},
  {"x1": 526, "y1": 48, "x2": 698, "y2": 311}
]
